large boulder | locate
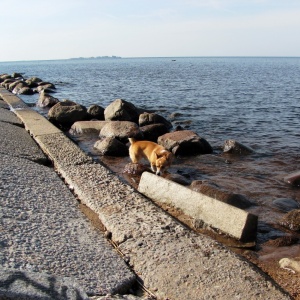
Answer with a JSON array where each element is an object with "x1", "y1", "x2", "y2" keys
[
  {"x1": 140, "y1": 123, "x2": 170, "y2": 142},
  {"x1": 223, "y1": 139, "x2": 254, "y2": 154},
  {"x1": 139, "y1": 112, "x2": 172, "y2": 129},
  {"x1": 12, "y1": 82, "x2": 29, "y2": 94},
  {"x1": 87, "y1": 104, "x2": 105, "y2": 120},
  {"x1": 100, "y1": 121, "x2": 142, "y2": 142},
  {"x1": 94, "y1": 137, "x2": 128, "y2": 156},
  {"x1": 48, "y1": 100, "x2": 88, "y2": 127},
  {"x1": 37, "y1": 91, "x2": 59, "y2": 108},
  {"x1": 104, "y1": 99, "x2": 140, "y2": 123},
  {"x1": 158, "y1": 130, "x2": 213, "y2": 156},
  {"x1": 279, "y1": 209, "x2": 300, "y2": 231},
  {"x1": 35, "y1": 82, "x2": 56, "y2": 93},
  {"x1": 190, "y1": 181, "x2": 253, "y2": 209},
  {"x1": 25, "y1": 77, "x2": 43, "y2": 88}
]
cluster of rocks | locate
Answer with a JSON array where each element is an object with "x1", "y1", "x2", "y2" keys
[{"x1": 0, "y1": 73, "x2": 56, "y2": 95}]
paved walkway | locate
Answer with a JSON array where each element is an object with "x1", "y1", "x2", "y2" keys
[
  {"x1": 0, "y1": 92, "x2": 136, "y2": 299},
  {"x1": 0, "y1": 87, "x2": 292, "y2": 299}
]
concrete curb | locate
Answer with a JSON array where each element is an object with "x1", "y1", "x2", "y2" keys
[
  {"x1": 138, "y1": 172, "x2": 258, "y2": 242},
  {"x1": 0, "y1": 88, "x2": 292, "y2": 299}
]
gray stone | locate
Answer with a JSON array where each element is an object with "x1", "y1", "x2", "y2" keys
[
  {"x1": 223, "y1": 139, "x2": 254, "y2": 154},
  {"x1": 94, "y1": 137, "x2": 128, "y2": 156},
  {"x1": 104, "y1": 99, "x2": 139, "y2": 123},
  {"x1": 158, "y1": 130, "x2": 213, "y2": 156}
]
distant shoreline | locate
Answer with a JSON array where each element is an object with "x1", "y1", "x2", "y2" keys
[{"x1": 69, "y1": 56, "x2": 122, "y2": 60}]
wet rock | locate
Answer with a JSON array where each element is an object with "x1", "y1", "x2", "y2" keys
[
  {"x1": 0, "y1": 74, "x2": 12, "y2": 82},
  {"x1": 48, "y1": 100, "x2": 88, "y2": 127},
  {"x1": 100, "y1": 121, "x2": 143, "y2": 142},
  {"x1": 12, "y1": 82, "x2": 29, "y2": 94},
  {"x1": 283, "y1": 170, "x2": 300, "y2": 187},
  {"x1": 279, "y1": 257, "x2": 300, "y2": 273},
  {"x1": 158, "y1": 130, "x2": 213, "y2": 156},
  {"x1": 139, "y1": 112, "x2": 172, "y2": 129},
  {"x1": 37, "y1": 91, "x2": 59, "y2": 108},
  {"x1": 223, "y1": 139, "x2": 254, "y2": 154},
  {"x1": 165, "y1": 173, "x2": 191, "y2": 186},
  {"x1": 123, "y1": 162, "x2": 150, "y2": 175},
  {"x1": 87, "y1": 104, "x2": 105, "y2": 120},
  {"x1": 104, "y1": 99, "x2": 140, "y2": 123},
  {"x1": 263, "y1": 236, "x2": 299, "y2": 247},
  {"x1": 272, "y1": 198, "x2": 300, "y2": 212},
  {"x1": 1, "y1": 78, "x2": 15, "y2": 88},
  {"x1": 279, "y1": 209, "x2": 300, "y2": 231},
  {"x1": 94, "y1": 137, "x2": 128, "y2": 156},
  {"x1": 140, "y1": 123, "x2": 170, "y2": 142},
  {"x1": 190, "y1": 181, "x2": 253, "y2": 209}
]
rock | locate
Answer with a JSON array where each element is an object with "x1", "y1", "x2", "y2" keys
[
  {"x1": 18, "y1": 87, "x2": 34, "y2": 95},
  {"x1": 223, "y1": 139, "x2": 254, "y2": 154},
  {"x1": 8, "y1": 80, "x2": 22, "y2": 91},
  {"x1": 12, "y1": 72, "x2": 23, "y2": 78},
  {"x1": 158, "y1": 130, "x2": 213, "y2": 156},
  {"x1": 272, "y1": 198, "x2": 300, "y2": 212},
  {"x1": 0, "y1": 74, "x2": 11, "y2": 82},
  {"x1": 48, "y1": 100, "x2": 88, "y2": 127},
  {"x1": 123, "y1": 162, "x2": 150, "y2": 175},
  {"x1": 139, "y1": 112, "x2": 172, "y2": 129},
  {"x1": 11, "y1": 82, "x2": 29, "y2": 94},
  {"x1": 190, "y1": 181, "x2": 253, "y2": 209},
  {"x1": 37, "y1": 91, "x2": 59, "y2": 107},
  {"x1": 165, "y1": 173, "x2": 191, "y2": 186},
  {"x1": 104, "y1": 99, "x2": 140, "y2": 123},
  {"x1": 87, "y1": 104, "x2": 105, "y2": 120},
  {"x1": 69, "y1": 121, "x2": 109, "y2": 136},
  {"x1": 264, "y1": 236, "x2": 299, "y2": 247},
  {"x1": 100, "y1": 121, "x2": 143, "y2": 142},
  {"x1": 140, "y1": 123, "x2": 170, "y2": 142},
  {"x1": 284, "y1": 170, "x2": 300, "y2": 187},
  {"x1": 279, "y1": 209, "x2": 300, "y2": 231},
  {"x1": 279, "y1": 257, "x2": 300, "y2": 273},
  {"x1": 35, "y1": 83, "x2": 56, "y2": 93},
  {"x1": 94, "y1": 137, "x2": 128, "y2": 156},
  {"x1": 26, "y1": 77, "x2": 43, "y2": 86},
  {"x1": 2, "y1": 79, "x2": 16, "y2": 89}
]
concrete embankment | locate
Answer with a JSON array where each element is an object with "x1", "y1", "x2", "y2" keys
[{"x1": 0, "y1": 87, "x2": 292, "y2": 299}]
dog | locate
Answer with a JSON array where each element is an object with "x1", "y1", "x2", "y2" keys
[{"x1": 128, "y1": 138, "x2": 173, "y2": 175}]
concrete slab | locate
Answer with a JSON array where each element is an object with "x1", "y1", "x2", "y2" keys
[
  {"x1": 35, "y1": 133, "x2": 93, "y2": 167},
  {"x1": 0, "y1": 120, "x2": 48, "y2": 164},
  {"x1": 138, "y1": 172, "x2": 257, "y2": 242},
  {"x1": 0, "y1": 154, "x2": 136, "y2": 296},
  {"x1": 70, "y1": 121, "x2": 109, "y2": 135},
  {"x1": 0, "y1": 106, "x2": 23, "y2": 126},
  {"x1": 0, "y1": 268, "x2": 89, "y2": 300},
  {"x1": 12, "y1": 108, "x2": 62, "y2": 137}
]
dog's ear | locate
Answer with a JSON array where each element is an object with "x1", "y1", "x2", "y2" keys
[{"x1": 156, "y1": 149, "x2": 170, "y2": 158}]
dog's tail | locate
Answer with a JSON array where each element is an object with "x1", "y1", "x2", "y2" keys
[{"x1": 128, "y1": 138, "x2": 136, "y2": 144}]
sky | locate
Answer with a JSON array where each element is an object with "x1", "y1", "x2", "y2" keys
[{"x1": 0, "y1": 0, "x2": 300, "y2": 61}]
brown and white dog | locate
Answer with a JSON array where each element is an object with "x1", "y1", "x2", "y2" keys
[{"x1": 128, "y1": 138, "x2": 173, "y2": 175}]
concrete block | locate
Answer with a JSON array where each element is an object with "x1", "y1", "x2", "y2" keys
[
  {"x1": 138, "y1": 172, "x2": 257, "y2": 242},
  {"x1": 0, "y1": 89, "x2": 28, "y2": 109}
]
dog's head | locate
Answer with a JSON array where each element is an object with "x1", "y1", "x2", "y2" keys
[{"x1": 154, "y1": 150, "x2": 173, "y2": 175}]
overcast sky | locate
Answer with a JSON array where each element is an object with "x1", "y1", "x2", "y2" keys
[{"x1": 1, "y1": 0, "x2": 299, "y2": 61}]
